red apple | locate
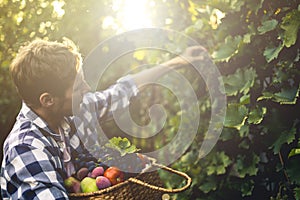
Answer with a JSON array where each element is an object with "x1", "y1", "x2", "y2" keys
[{"x1": 104, "y1": 166, "x2": 125, "y2": 185}]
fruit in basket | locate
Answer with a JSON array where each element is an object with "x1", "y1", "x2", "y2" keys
[
  {"x1": 90, "y1": 166, "x2": 104, "y2": 178},
  {"x1": 104, "y1": 166, "x2": 125, "y2": 185},
  {"x1": 96, "y1": 176, "x2": 112, "y2": 189},
  {"x1": 76, "y1": 167, "x2": 89, "y2": 181},
  {"x1": 80, "y1": 177, "x2": 99, "y2": 193},
  {"x1": 64, "y1": 176, "x2": 81, "y2": 193}
]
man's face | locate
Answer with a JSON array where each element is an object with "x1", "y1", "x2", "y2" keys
[{"x1": 58, "y1": 73, "x2": 91, "y2": 116}]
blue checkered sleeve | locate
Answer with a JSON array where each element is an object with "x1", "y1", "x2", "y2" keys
[
  {"x1": 75, "y1": 75, "x2": 138, "y2": 146},
  {"x1": 81, "y1": 75, "x2": 138, "y2": 120}
]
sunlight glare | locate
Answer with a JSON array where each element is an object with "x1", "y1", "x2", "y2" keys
[
  {"x1": 52, "y1": 0, "x2": 65, "y2": 18},
  {"x1": 110, "y1": 0, "x2": 153, "y2": 32}
]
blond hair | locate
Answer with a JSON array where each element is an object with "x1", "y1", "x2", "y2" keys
[{"x1": 10, "y1": 39, "x2": 82, "y2": 106}]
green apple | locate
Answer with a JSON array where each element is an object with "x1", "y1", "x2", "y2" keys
[{"x1": 80, "y1": 177, "x2": 99, "y2": 193}]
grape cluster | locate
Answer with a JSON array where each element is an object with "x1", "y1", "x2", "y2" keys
[
  {"x1": 73, "y1": 153, "x2": 97, "y2": 172},
  {"x1": 111, "y1": 153, "x2": 150, "y2": 174},
  {"x1": 73, "y1": 146, "x2": 151, "y2": 177}
]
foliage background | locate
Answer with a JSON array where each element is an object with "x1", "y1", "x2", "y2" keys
[{"x1": 0, "y1": 0, "x2": 299, "y2": 199}]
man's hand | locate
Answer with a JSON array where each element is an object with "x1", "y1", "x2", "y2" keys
[{"x1": 165, "y1": 45, "x2": 209, "y2": 68}]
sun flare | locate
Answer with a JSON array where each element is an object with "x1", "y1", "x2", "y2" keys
[{"x1": 103, "y1": 0, "x2": 154, "y2": 32}]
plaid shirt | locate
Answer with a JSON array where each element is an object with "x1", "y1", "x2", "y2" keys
[{"x1": 0, "y1": 75, "x2": 138, "y2": 200}]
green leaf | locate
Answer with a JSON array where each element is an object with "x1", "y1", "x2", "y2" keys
[
  {"x1": 271, "y1": 127, "x2": 296, "y2": 154},
  {"x1": 258, "y1": 86, "x2": 299, "y2": 104},
  {"x1": 240, "y1": 180, "x2": 254, "y2": 197},
  {"x1": 118, "y1": 138, "x2": 131, "y2": 149},
  {"x1": 263, "y1": 43, "x2": 284, "y2": 63},
  {"x1": 288, "y1": 148, "x2": 300, "y2": 158},
  {"x1": 273, "y1": 86, "x2": 299, "y2": 104},
  {"x1": 199, "y1": 177, "x2": 217, "y2": 193},
  {"x1": 206, "y1": 166, "x2": 216, "y2": 176},
  {"x1": 240, "y1": 94, "x2": 250, "y2": 105},
  {"x1": 224, "y1": 103, "x2": 248, "y2": 130},
  {"x1": 206, "y1": 151, "x2": 232, "y2": 175},
  {"x1": 234, "y1": 153, "x2": 259, "y2": 178},
  {"x1": 257, "y1": 91, "x2": 273, "y2": 101},
  {"x1": 286, "y1": 158, "x2": 300, "y2": 185},
  {"x1": 294, "y1": 187, "x2": 300, "y2": 200},
  {"x1": 281, "y1": 9, "x2": 300, "y2": 47},
  {"x1": 248, "y1": 106, "x2": 267, "y2": 124},
  {"x1": 199, "y1": 181, "x2": 217, "y2": 193},
  {"x1": 221, "y1": 67, "x2": 257, "y2": 96},
  {"x1": 243, "y1": 23, "x2": 257, "y2": 44},
  {"x1": 106, "y1": 137, "x2": 140, "y2": 156},
  {"x1": 238, "y1": 140, "x2": 250, "y2": 149},
  {"x1": 243, "y1": 33, "x2": 252, "y2": 44},
  {"x1": 239, "y1": 125, "x2": 249, "y2": 138},
  {"x1": 212, "y1": 35, "x2": 242, "y2": 62},
  {"x1": 123, "y1": 145, "x2": 139, "y2": 154},
  {"x1": 220, "y1": 128, "x2": 235, "y2": 141},
  {"x1": 258, "y1": 19, "x2": 278, "y2": 34}
]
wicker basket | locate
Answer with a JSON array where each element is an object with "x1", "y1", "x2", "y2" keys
[{"x1": 68, "y1": 158, "x2": 192, "y2": 200}]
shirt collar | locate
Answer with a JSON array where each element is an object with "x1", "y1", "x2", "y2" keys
[{"x1": 19, "y1": 102, "x2": 67, "y2": 141}]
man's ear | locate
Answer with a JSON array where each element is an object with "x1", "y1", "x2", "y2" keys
[{"x1": 39, "y1": 92, "x2": 55, "y2": 107}]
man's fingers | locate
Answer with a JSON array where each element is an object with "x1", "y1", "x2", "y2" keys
[{"x1": 184, "y1": 46, "x2": 208, "y2": 57}]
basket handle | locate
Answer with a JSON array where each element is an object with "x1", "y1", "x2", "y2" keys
[{"x1": 128, "y1": 162, "x2": 192, "y2": 193}]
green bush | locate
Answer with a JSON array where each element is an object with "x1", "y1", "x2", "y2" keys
[{"x1": 159, "y1": 0, "x2": 300, "y2": 199}]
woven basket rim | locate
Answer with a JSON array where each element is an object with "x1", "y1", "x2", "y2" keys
[
  {"x1": 68, "y1": 177, "x2": 131, "y2": 197},
  {"x1": 68, "y1": 158, "x2": 192, "y2": 197},
  {"x1": 69, "y1": 163, "x2": 158, "y2": 197}
]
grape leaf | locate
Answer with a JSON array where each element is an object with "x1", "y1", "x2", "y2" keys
[
  {"x1": 240, "y1": 94, "x2": 250, "y2": 105},
  {"x1": 286, "y1": 158, "x2": 300, "y2": 185},
  {"x1": 118, "y1": 138, "x2": 131, "y2": 149},
  {"x1": 239, "y1": 125, "x2": 249, "y2": 138},
  {"x1": 243, "y1": 33, "x2": 252, "y2": 44},
  {"x1": 206, "y1": 151, "x2": 232, "y2": 175},
  {"x1": 224, "y1": 103, "x2": 248, "y2": 130},
  {"x1": 281, "y1": 9, "x2": 300, "y2": 48},
  {"x1": 221, "y1": 67, "x2": 257, "y2": 96},
  {"x1": 258, "y1": 86, "x2": 299, "y2": 104},
  {"x1": 199, "y1": 177, "x2": 217, "y2": 193},
  {"x1": 294, "y1": 187, "x2": 300, "y2": 200},
  {"x1": 240, "y1": 180, "x2": 254, "y2": 197},
  {"x1": 258, "y1": 19, "x2": 278, "y2": 34},
  {"x1": 106, "y1": 137, "x2": 140, "y2": 156},
  {"x1": 212, "y1": 35, "x2": 242, "y2": 62},
  {"x1": 288, "y1": 148, "x2": 300, "y2": 158},
  {"x1": 263, "y1": 43, "x2": 284, "y2": 63},
  {"x1": 234, "y1": 154, "x2": 259, "y2": 178},
  {"x1": 271, "y1": 127, "x2": 296, "y2": 154},
  {"x1": 248, "y1": 106, "x2": 267, "y2": 124}
]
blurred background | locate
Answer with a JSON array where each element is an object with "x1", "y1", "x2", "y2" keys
[{"x1": 0, "y1": 0, "x2": 299, "y2": 199}]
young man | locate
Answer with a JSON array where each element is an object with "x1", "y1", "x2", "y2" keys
[{"x1": 0, "y1": 39, "x2": 205, "y2": 199}]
